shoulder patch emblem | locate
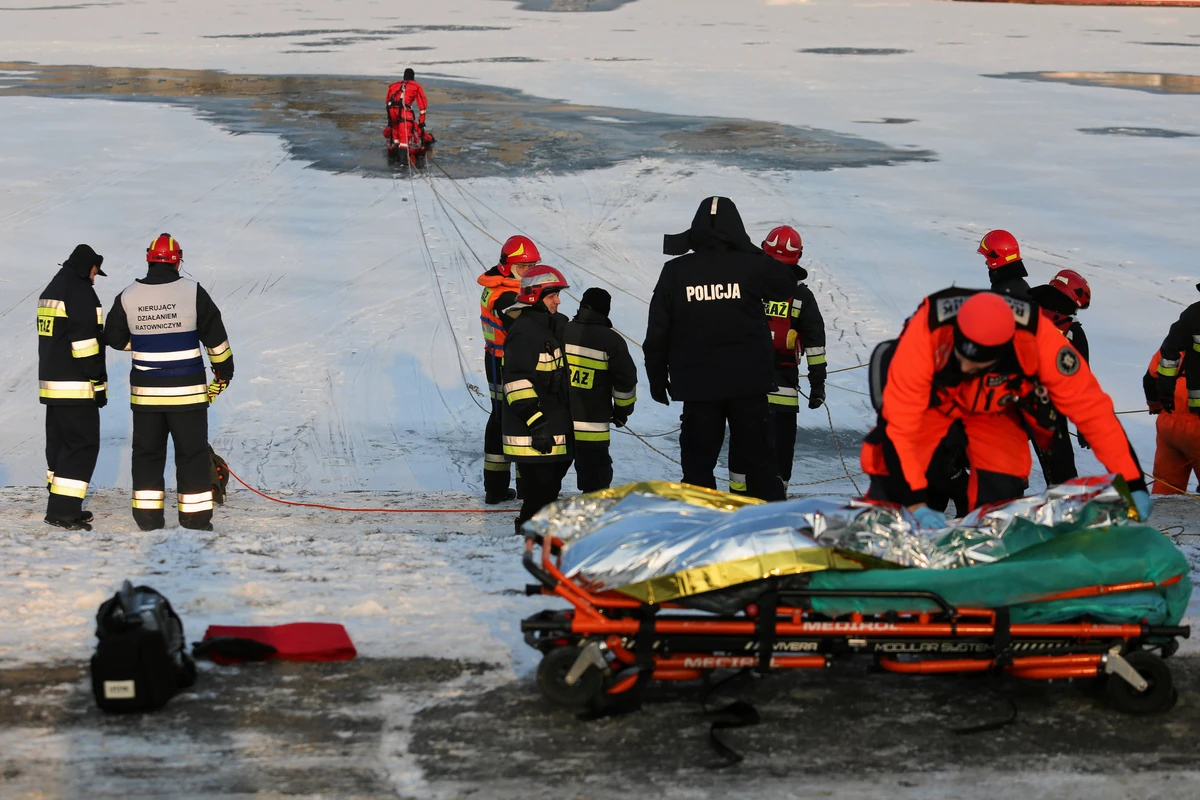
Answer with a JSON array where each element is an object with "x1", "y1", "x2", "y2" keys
[{"x1": 1056, "y1": 346, "x2": 1081, "y2": 376}]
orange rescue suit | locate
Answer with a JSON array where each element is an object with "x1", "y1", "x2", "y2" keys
[
  {"x1": 864, "y1": 288, "x2": 1142, "y2": 506},
  {"x1": 1147, "y1": 352, "x2": 1200, "y2": 495}
]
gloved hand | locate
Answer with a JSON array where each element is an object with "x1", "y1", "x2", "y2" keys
[
  {"x1": 1130, "y1": 489, "x2": 1154, "y2": 522},
  {"x1": 808, "y1": 381, "x2": 826, "y2": 410},
  {"x1": 1147, "y1": 400, "x2": 1164, "y2": 416},
  {"x1": 611, "y1": 412, "x2": 628, "y2": 428},
  {"x1": 650, "y1": 381, "x2": 671, "y2": 406},
  {"x1": 1075, "y1": 430, "x2": 1090, "y2": 450},
  {"x1": 419, "y1": 119, "x2": 426, "y2": 130},
  {"x1": 1157, "y1": 375, "x2": 1177, "y2": 412},
  {"x1": 207, "y1": 378, "x2": 229, "y2": 404},
  {"x1": 910, "y1": 505, "x2": 948, "y2": 529},
  {"x1": 529, "y1": 420, "x2": 555, "y2": 454},
  {"x1": 91, "y1": 379, "x2": 107, "y2": 409}
]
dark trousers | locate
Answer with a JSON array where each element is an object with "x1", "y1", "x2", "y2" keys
[
  {"x1": 45, "y1": 405, "x2": 100, "y2": 521},
  {"x1": 1036, "y1": 416, "x2": 1078, "y2": 487},
  {"x1": 680, "y1": 396, "x2": 785, "y2": 502},
  {"x1": 132, "y1": 408, "x2": 212, "y2": 530},
  {"x1": 516, "y1": 459, "x2": 571, "y2": 527},
  {"x1": 575, "y1": 439, "x2": 613, "y2": 494},
  {"x1": 483, "y1": 396, "x2": 514, "y2": 498},
  {"x1": 728, "y1": 407, "x2": 797, "y2": 491}
]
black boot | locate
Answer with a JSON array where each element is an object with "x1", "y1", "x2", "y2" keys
[
  {"x1": 485, "y1": 488, "x2": 517, "y2": 505},
  {"x1": 44, "y1": 515, "x2": 92, "y2": 531}
]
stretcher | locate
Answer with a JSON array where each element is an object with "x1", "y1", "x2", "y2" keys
[{"x1": 520, "y1": 481, "x2": 1191, "y2": 716}]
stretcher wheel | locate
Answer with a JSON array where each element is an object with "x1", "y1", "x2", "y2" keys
[
  {"x1": 1106, "y1": 651, "x2": 1176, "y2": 715},
  {"x1": 537, "y1": 646, "x2": 602, "y2": 710}
]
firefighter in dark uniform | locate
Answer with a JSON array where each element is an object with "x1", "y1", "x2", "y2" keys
[
  {"x1": 564, "y1": 288, "x2": 638, "y2": 493},
  {"x1": 977, "y1": 229, "x2": 1032, "y2": 300},
  {"x1": 644, "y1": 196, "x2": 794, "y2": 501},
  {"x1": 728, "y1": 225, "x2": 828, "y2": 492},
  {"x1": 105, "y1": 234, "x2": 234, "y2": 531},
  {"x1": 1153, "y1": 281, "x2": 1200, "y2": 417},
  {"x1": 38, "y1": 244, "x2": 108, "y2": 530},
  {"x1": 502, "y1": 265, "x2": 573, "y2": 531},
  {"x1": 477, "y1": 235, "x2": 541, "y2": 503},
  {"x1": 1028, "y1": 269, "x2": 1092, "y2": 485}
]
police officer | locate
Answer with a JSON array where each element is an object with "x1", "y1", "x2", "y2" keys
[
  {"x1": 644, "y1": 196, "x2": 794, "y2": 501},
  {"x1": 38, "y1": 244, "x2": 108, "y2": 530},
  {"x1": 105, "y1": 234, "x2": 234, "y2": 531},
  {"x1": 564, "y1": 288, "x2": 637, "y2": 492},
  {"x1": 502, "y1": 265, "x2": 573, "y2": 530},
  {"x1": 477, "y1": 235, "x2": 541, "y2": 503}
]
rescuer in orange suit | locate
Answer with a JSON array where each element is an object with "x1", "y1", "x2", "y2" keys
[
  {"x1": 1144, "y1": 352, "x2": 1200, "y2": 495},
  {"x1": 384, "y1": 68, "x2": 434, "y2": 144},
  {"x1": 860, "y1": 289, "x2": 1151, "y2": 527}
]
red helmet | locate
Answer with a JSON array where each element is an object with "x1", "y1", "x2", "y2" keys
[
  {"x1": 977, "y1": 230, "x2": 1021, "y2": 270},
  {"x1": 147, "y1": 233, "x2": 183, "y2": 265},
  {"x1": 954, "y1": 292, "x2": 1016, "y2": 361},
  {"x1": 516, "y1": 265, "x2": 569, "y2": 306},
  {"x1": 498, "y1": 235, "x2": 541, "y2": 273},
  {"x1": 1049, "y1": 268, "x2": 1091, "y2": 310},
  {"x1": 762, "y1": 225, "x2": 803, "y2": 265}
]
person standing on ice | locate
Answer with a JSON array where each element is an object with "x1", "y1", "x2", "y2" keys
[
  {"x1": 644, "y1": 196, "x2": 794, "y2": 501},
  {"x1": 727, "y1": 225, "x2": 826, "y2": 494},
  {"x1": 503, "y1": 266, "x2": 574, "y2": 532},
  {"x1": 1143, "y1": 349, "x2": 1200, "y2": 495},
  {"x1": 563, "y1": 288, "x2": 638, "y2": 493},
  {"x1": 1027, "y1": 269, "x2": 1093, "y2": 485},
  {"x1": 1151, "y1": 282, "x2": 1200, "y2": 419},
  {"x1": 105, "y1": 234, "x2": 234, "y2": 532},
  {"x1": 478, "y1": 235, "x2": 542, "y2": 503},
  {"x1": 977, "y1": 229, "x2": 1031, "y2": 300},
  {"x1": 860, "y1": 289, "x2": 1151, "y2": 527},
  {"x1": 384, "y1": 68, "x2": 433, "y2": 145},
  {"x1": 37, "y1": 244, "x2": 108, "y2": 530}
]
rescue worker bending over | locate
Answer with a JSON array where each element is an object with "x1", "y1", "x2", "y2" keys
[
  {"x1": 477, "y1": 235, "x2": 541, "y2": 504},
  {"x1": 384, "y1": 68, "x2": 433, "y2": 144},
  {"x1": 564, "y1": 287, "x2": 637, "y2": 493},
  {"x1": 38, "y1": 244, "x2": 108, "y2": 530},
  {"x1": 1028, "y1": 269, "x2": 1093, "y2": 484},
  {"x1": 861, "y1": 289, "x2": 1150, "y2": 527},
  {"x1": 106, "y1": 234, "x2": 234, "y2": 531},
  {"x1": 644, "y1": 196, "x2": 794, "y2": 501},
  {"x1": 728, "y1": 225, "x2": 826, "y2": 492},
  {"x1": 1144, "y1": 351, "x2": 1200, "y2": 494},
  {"x1": 503, "y1": 266, "x2": 573, "y2": 531},
  {"x1": 977, "y1": 229, "x2": 1031, "y2": 300},
  {"x1": 1152, "y1": 281, "x2": 1200, "y2": 418}
]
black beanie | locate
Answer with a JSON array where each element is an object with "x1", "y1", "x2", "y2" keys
[
  {"x1": 63, "y1": 244, "x2": 105, "y2": 277},
  {"x1": 403, "y1": 68, "x2": 415, "y2": 80},
  {"x1": 580, "y1": 287, "x2": 611, "y2": 317}
]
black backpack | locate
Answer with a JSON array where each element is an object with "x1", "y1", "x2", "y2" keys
[{"x1": 90, "y1": 581, "x2": 197, "y2": 712}]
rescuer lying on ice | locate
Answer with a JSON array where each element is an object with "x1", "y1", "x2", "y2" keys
[{"x1": 860, "y1": 289, "x2": 1151, "y2": 528}]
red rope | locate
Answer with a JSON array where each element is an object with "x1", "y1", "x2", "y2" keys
[{"x1": 224, "y1": 466, "x2": 513, "y2": 513}]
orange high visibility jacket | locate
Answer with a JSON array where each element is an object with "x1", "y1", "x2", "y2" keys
[
  {"x1": 478, "y1": 266, "x2": 522, "y2": 357},
  {"x1": 882, "y1": 288, "x2": 1141, "y2": 494}
]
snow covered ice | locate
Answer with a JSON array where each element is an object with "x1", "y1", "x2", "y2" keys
[{"x1": 2, "y1": 0, "x2": 1200, "y2": 797}]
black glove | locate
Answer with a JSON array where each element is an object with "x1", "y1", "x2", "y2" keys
[
  {"x1": 611, "y1": 412, "x2": 628, "y2": 428},
  {"x1": 650, "y1": 381, "x2": 671, "y2": 406},
  {"x1": 1148, "y1": 400, "x2": 1164, "y2": 416},
  {"x1": 91, "y1": 379, "x2": 107, "y2": 409},
  {"x1": 808, "y1": 381, "x2": 826, "y2": 410},
  {"x1": 1157, "y1": 374, "x2": 1177, "y2": 413},
  {"x1": 1076, "y1": 430, "x2": 1090, "y2": 450},
  {"x1": 529, "y1": 420, "x2": 555, "y2": 455},
  {"x1": 419, "y1": 120, "x2": 426, "y2": 129}
]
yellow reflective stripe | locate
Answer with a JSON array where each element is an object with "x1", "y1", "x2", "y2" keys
[
  {"x1": 566, "y1": 354, "x2": 609, "y2": 371},
  {"x1": 131, "y1": 394, "x2": 207, "y2": 406},
  {"x1": 71, "y1": 338, "x2": 100, "y2": 358},
  {"x1": 729, "y1": 482, "x2": 748, "y2": 492},
  {"x1": 46, "y1": 469, "x2": 54, "y2": 487},
  {"x1": 207, "y1": 341, "x2": 233, "y2": 363},
  {"x1": 483, "y1": 460, "x2": 511, "y2": 471},
  {"x1": 525, "y1": 411, "x2": 544, "y2": 426},
  {"x1": 133, "y1": 490, "x2": 165, "y2": 509},
  {"x1": 39, "y1": 380, "x2": 94, "y2": 399},
  {"x1": 503, "y1": 444, "x2": 569, "y2": 457},
  {"x1": 535, "y1": 361, "x2": 563, "y2": 372},
  {"x1": 96, "y1": 306, "x2": 103, "y2": 326},
  {"x1": 574, "y1": 431, "x2": 610, "y2": 442},
  {"x1": 768, "y1": 394, "x2": 801, "y2": 408},
  {"x1": 1158, "y1": 366, "x2": 1179, "y2": 378},
  {"x1": 1193, "y1": 343, "x2": 1200, "y2": 354},
  {"x1": 91, "y1": 381, "x2": 107, "y2": 393},
  {"x1": 50, "y1": 476, "x2": 88, "y2": 498},
  {"x1": 507, "y1": 388, "x2": 538, "y2": 403},
  {"x1": 806, "y1": 354, "x2": 827, "y2": 366},
  {"x1": 614, "y1": 395, "x2": 636, "y2": 408}
]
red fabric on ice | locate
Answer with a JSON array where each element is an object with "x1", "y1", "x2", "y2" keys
[{"x1": 202, "y1": 623, "x2": 357, "y2": 662}]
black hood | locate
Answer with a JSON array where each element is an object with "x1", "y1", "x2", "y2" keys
[
  {"x1": 571, "y1": 306, "x2": 612, "y2": 328},
  {"x1": 1028, "y1": 284, "x2": 1077, "y2": 317},
  {"x1": 62, "y1": 244, "x2": 105, "y2": 279},
  {"x1": 663, "y1": 196, "x2": 760, "y2": 256}
]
